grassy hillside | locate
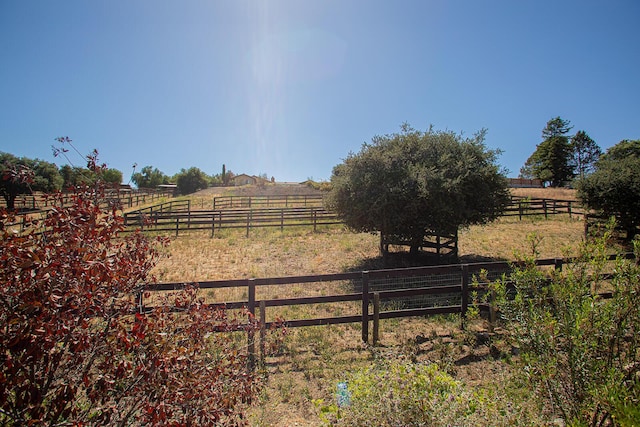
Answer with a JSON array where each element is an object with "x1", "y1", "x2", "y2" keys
[{"x1": 141, "y1": 185, "x2": 593, "y2": 426}]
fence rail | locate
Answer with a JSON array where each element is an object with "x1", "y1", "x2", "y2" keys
[
  {"x1": 124, "y1": 206, "x2": 341, "y2": 236},
  {"x1": 138, "y1": 258, "x2": 556, "y2": 346},
  {"x1": 2, "y1": 188, "x2": 175, "y2": 212},
  {"x1": 124, "y1": 195, "x2": 585, "y2": 237},
  {"x1": 139, "y1": 253, "x2": 634, "y2": 365},
  {"x1": 212, "y1": 194, "x2": 324, "y2": 210},
  {"x1": 505, "y1": 196, "x2": 583, "y2": 219}
]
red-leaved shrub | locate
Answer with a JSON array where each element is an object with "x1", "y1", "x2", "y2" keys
[{"x1": 1, "y1": 180, "x2": 262, "y2": 425}]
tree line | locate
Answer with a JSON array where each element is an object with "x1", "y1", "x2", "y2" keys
[
  {"x1": 519, "y1": 116, "x2": 640, "y2": 239},
  {"x1": 520, "y1": 116, "x2": 603, "y2": 186},
  {"x1": 1, "y1": 140, "x2": 247, "y2": 210}
]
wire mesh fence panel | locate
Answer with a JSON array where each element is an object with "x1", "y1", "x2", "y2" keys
[{"x1": 370, "y1": 271, "x2": 464, "y2": 309}]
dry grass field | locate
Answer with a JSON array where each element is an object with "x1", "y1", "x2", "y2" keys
[{"x1": 145, "y1": 185, "x2": 589, "y2": 426}]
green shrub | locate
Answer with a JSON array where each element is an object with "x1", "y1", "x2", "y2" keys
[
  {"x1": 493, "y1": 227, "x2": 640, "y2": 426},
  {"x1": 315, "y1": 359, "x2": 543, "y2": 426}
]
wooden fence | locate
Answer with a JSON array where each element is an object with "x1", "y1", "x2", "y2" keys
[
  {"x1": 2, "y1": 188, "x2": 174, "y2": 211},
  {"x1": 584, "y1": 213, "x2": 640, "y2": 240},
  {"x1": 139, "y1": 253, "x2": 634, "y2": 364},
  {"x1": 212, "y1": 194, "x2": 324, "y2": 210},
  {"x1": 124, "y1": 206, "x2": 341, "y2": 237},
  {"x1": 139, "y1": 257, "x2": 559, "y2": 340},
  {"x1": 124, "y1": 195, "x2": 584, "y2": 237},
  {"x1": 505, "y1": 196, "x2": 582, "y2": 219}
]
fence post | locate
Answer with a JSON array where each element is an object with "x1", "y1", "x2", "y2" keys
[
  {"x1": 461, "y1": 264, "x2": 469, "y2": 330},
  {"x1": 211, "y1": 213, "x2": 215, "y2": 238},
  {"x1": 136, "y1": 290, "x2": 145, "y2": 314},
  {"x1": 313, "y1": 210, "x2": 317, "y2": 232},
  {"x1": 187, "y1": 200, "x2": 191, "y2": 229},
  {"x1": 259, "y1": 300, "x2": 266, "y2": 365},
  {"x1": 554, "y1": 258, "x2": 563, "y2": 272},
  {"x1": 543, "y1": 199, "x2": 548, "y2": 219},
  {"x1": 373, "y1": 292, "x2": 380, "y2": 345},
  {"x1": 361, "y1": 271, "x2": 370, "y2": 343},
  {"x1": 175, "y1": 217, "x2": 179, "y2": 237},
  {"x1": 280, "y1": 209, "x2": 284, "y2": 232},
  {"x1": 246, "y1": 212, "x2": 251, "y2": 238},
  {"x1": 248, "y1": 279, "x2": 256, "y2": 370},
  {"x1": 518, "y1": 201, "x2": 523, "y2": 220}
]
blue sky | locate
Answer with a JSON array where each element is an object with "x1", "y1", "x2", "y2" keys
[{"x1": 1, "y1": 1, "x2": 638, "y2": 183}]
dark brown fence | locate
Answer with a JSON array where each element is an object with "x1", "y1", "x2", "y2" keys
[
  {"x1": 505, "y1": 196, "x2": 583, "y2": 219},
  {"x1": 2, "y1": 188, "x2": 175, "y2": 211},
  {"x1": 139, "y1": 258, "x2": 559, "y2": 349},
  {"x1": 212, "y1": 194, "x2": 324, "y2": 210},
  {"x1": 584, "y1": 213, "x2": 640, "y2": 240},
  {"x1": 124, "y1": 195, "x2": 584, "y2": 237},
  {"x1": 139, "y1": 253, "x2": 633, "y2": 364},
  {"x1": 124, "y1": 206, "x2": 341, "y2": 237}
]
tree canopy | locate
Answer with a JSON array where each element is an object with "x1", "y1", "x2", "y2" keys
[
  {"x1": 326, "y1": 124, "x2": 510, "y2": 254},
  {"x1": 132, "y1": 165, "x2": 170, "y2": 188},
  {"x1": 521, "y1": 117, "x2": 574, "y2": 187},
  {"x1": 578, "y1": 139, "x2": 640, "y2": 240},
  {"x1": 175, "y1": 167, "x2": 209, "y2": 195},
  {"x1": 0, "y1": 152, "x2": 62, "y2": 210},
  {"x1": 570, "y1": 130, "x2": 601, "y2": 180}
]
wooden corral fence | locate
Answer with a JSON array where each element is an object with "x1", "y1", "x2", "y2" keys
[
  {"x1": 124, "y1": 195, "x2": 584, "y2": 238},
  {"x1": 212, "y1": 194, "x2": 324, "y2": 210},
  {"x1": 124, "y1": 200, "x2": 191, "y2": 223},
  {"x1": 118, "y1": 188, "x2": 175, "y2": 208},
  {"x1": 139, "y1": 253, "x2": 634, "y2": 365},
  {"x1": 2, "y1": 188, "x2": 174, "y2": 212},
  {"x1": 505, "y1": 196, "x2": 583, "y2": 219},
  {"x1": 584, "y1": 213, "x2": 640, "y2": 241},
  {"x1": 124, "y1": 205, "x2": 341, "y2": 237},
  {"x1": 380, "y1": 232, "x2": 458, "y2": 259}
]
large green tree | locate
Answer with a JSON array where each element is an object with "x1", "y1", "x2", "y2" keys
[
  {"x1": 570, "y1": 130, "x2": 602, "y2": 180},
  {"x1": 0, "y1": 152, "x2": 62, "y2": 210},
  {"x1": 131, "y1": 165, "x2": 169, "y2": 188},
  {"x1": 578, "y1": 139, "x2": 640, "y2": 240},
  {"x1": 101, "y1": 168, "x2": 123, "y2": 185},
  {"x1": 521, "y1": 117, "x2": 574, "y2": 187},
  {"x1": 175, "y1": 167, "x2": 209, "y2": 195},
  {"x1": 326, "y1": 124, "x2": 510, "y2": 255}
]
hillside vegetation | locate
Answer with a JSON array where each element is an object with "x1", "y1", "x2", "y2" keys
[{"x1": 144, "y1": 185, "x2": 607, "y2": 426}]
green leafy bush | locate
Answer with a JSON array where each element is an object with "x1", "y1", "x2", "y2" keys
[
  {"x1": 316, "y1": 360, "x2": 543, "y2": 426},
  {"x1": 493, "y1": 229, "x2": 640, "y2": 425}
]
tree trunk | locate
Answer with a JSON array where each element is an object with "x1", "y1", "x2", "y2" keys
[
  {"x1": 625, "y1": 223, "x2": 638, "y2": 241},
  {"x1": 3, "y1": 194, "x2": 16, "y2": 211}
]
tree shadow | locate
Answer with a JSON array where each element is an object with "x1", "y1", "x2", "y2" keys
[{"x1": 347, "y1": 251, "x2": 509, "y2": 273}]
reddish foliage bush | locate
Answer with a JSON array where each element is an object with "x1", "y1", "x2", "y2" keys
[{"x1": 0, "y1": 184, "x2": 262, "y2": 425}]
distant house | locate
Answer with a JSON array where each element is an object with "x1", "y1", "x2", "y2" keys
[
  {"x1": 157, "y1": 184, "x2": 178, "y2": 196},
  {"x1": 508, "y1": 178, "x2": 544, "y2": 188},
  {"x1": 232, "y1": 174, "x2": 269, "y2": 186}
]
